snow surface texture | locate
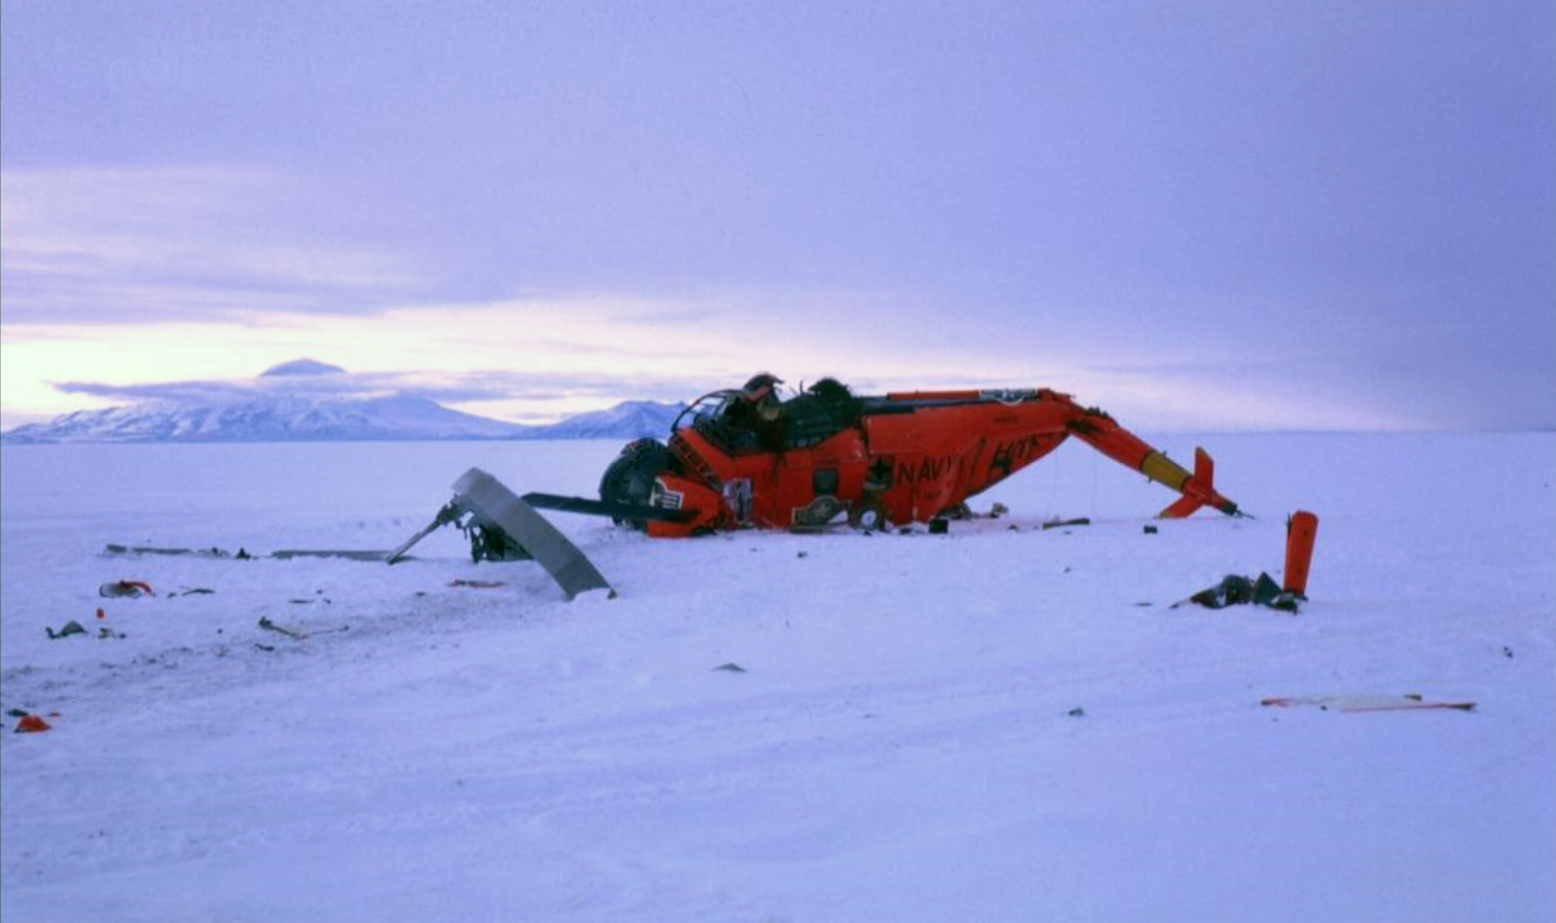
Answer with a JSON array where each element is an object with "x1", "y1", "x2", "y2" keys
[{"x1": 2, "y1": 434, "x2": 1552, "y2": 922}]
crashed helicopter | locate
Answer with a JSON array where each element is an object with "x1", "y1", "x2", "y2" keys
[{"x1": 390, "y1": 374, "x2": 1242, "y2": 598}]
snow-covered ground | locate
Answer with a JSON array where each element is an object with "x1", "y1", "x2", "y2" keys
[{"x1": 2, "y1": 434, "x2": 1552, "y2": 922}]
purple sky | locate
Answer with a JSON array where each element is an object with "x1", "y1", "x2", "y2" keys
[{"x1": 3, "y1": 1, "x2": 1552, "y2": 430}]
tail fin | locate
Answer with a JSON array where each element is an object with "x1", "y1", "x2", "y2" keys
[
  {"x1": 1158, "y1": 447, "x2": 1237, "y2": 518},
  {"x1": 1061, "y1": 401, "x2": 1241, "y2": 518}
]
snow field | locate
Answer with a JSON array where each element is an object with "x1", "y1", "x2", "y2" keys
[{"x1": 2, "y1": 434, "x2": 1553, "y2": 922}]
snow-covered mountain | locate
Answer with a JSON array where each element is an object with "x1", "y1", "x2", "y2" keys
[
  {"x1": 1, "y1": 396, "x2": 684, "y2": 444},
  {"x1": 1, "y1": 356, "x2": 686, "y2": 444},
  {"x1": 258, "y1": 358, "x2": 348, "y2": 377},
  {"x1": 519, "y1": 400, "x2": 684, "y2": 440},
  {"x1": 0, "y1": 394, "x2": 529, "y2": 443}
]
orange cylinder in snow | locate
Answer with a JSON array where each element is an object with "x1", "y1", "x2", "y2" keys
[{"x1": 1284, "y1": 511, "x2": 1319, "y2": 597}]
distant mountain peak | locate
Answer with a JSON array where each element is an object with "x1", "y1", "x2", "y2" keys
[
  {"x1": 1, "y1": 392, "x2": 686, "y2": 444},
  {"x1": 261, "y1": 359, "x2": 346, "y2": 377},
  {"x1": 525, "y1": 399, "x2": 686, "y2": 439}
]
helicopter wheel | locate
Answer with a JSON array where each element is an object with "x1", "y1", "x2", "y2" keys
[{"x1": 849, "y1": 498, "x2": 888, "y2": 533}]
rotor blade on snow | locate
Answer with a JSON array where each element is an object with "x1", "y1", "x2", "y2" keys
[
  {"x1": 1260, "y1": 695, "x2": 1476, "y2": 712},
  {"x1": 452, "y1": 469, "x2": 614, "y2": 600},
  {"x1": 106, "y1": 543, "x2": 396, "y2": 561},
  {"x1": 104, "y1": 544, "x2": 236, "y2": 558},
  {"x1": 272, "y1": 550, "x2": 395, "y2": 561}
]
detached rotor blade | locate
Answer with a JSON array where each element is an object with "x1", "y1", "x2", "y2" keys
[{"x1": 455, "y1": 470, "x2": 614, "y2": 600}]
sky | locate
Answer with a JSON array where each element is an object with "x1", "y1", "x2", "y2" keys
[{"x1": 2, "y1": 0, "x2": 1552, "y2": 431}]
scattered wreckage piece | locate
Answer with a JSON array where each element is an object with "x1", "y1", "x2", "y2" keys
[
  {"x1": 103, "y1": 544, "x2": 247, "y2": 559},
  {"x1": 99, "y1": 579, "x2": 156, "y2": 598},
  {"x1": 257, "y1": 616, "x2": 307, "y2": 639},
  {"x1": 13, "y1": 714, "x2": 52, "y2": 733},
  {"x1": 257, "y1": 616, "x2": 350, "y2": 640},
  {"x1": 1284, "y1": 510, "x2": 1320, "y2": 597},
  {"x1": 389, "y1": 468, "x2": 614, "y2": 601},
  {"x1": 1041, "y1": 517, "x2": 1092, "y2": 530},
  {"x1": 1174, "y1": 573, "x2": 1301, "y2": 613},
  {"x1": 1260, "y1": 695, "x2": 1476, "y2": 713}
]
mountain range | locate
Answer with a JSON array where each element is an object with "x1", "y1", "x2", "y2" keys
[{"x1": 1, "y1": 394, "x2": 685, "y2": 444}]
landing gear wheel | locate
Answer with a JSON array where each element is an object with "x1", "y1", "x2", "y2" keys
[{"x1": 849, "y1": 498, "x2": 888, "y2": 533}]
